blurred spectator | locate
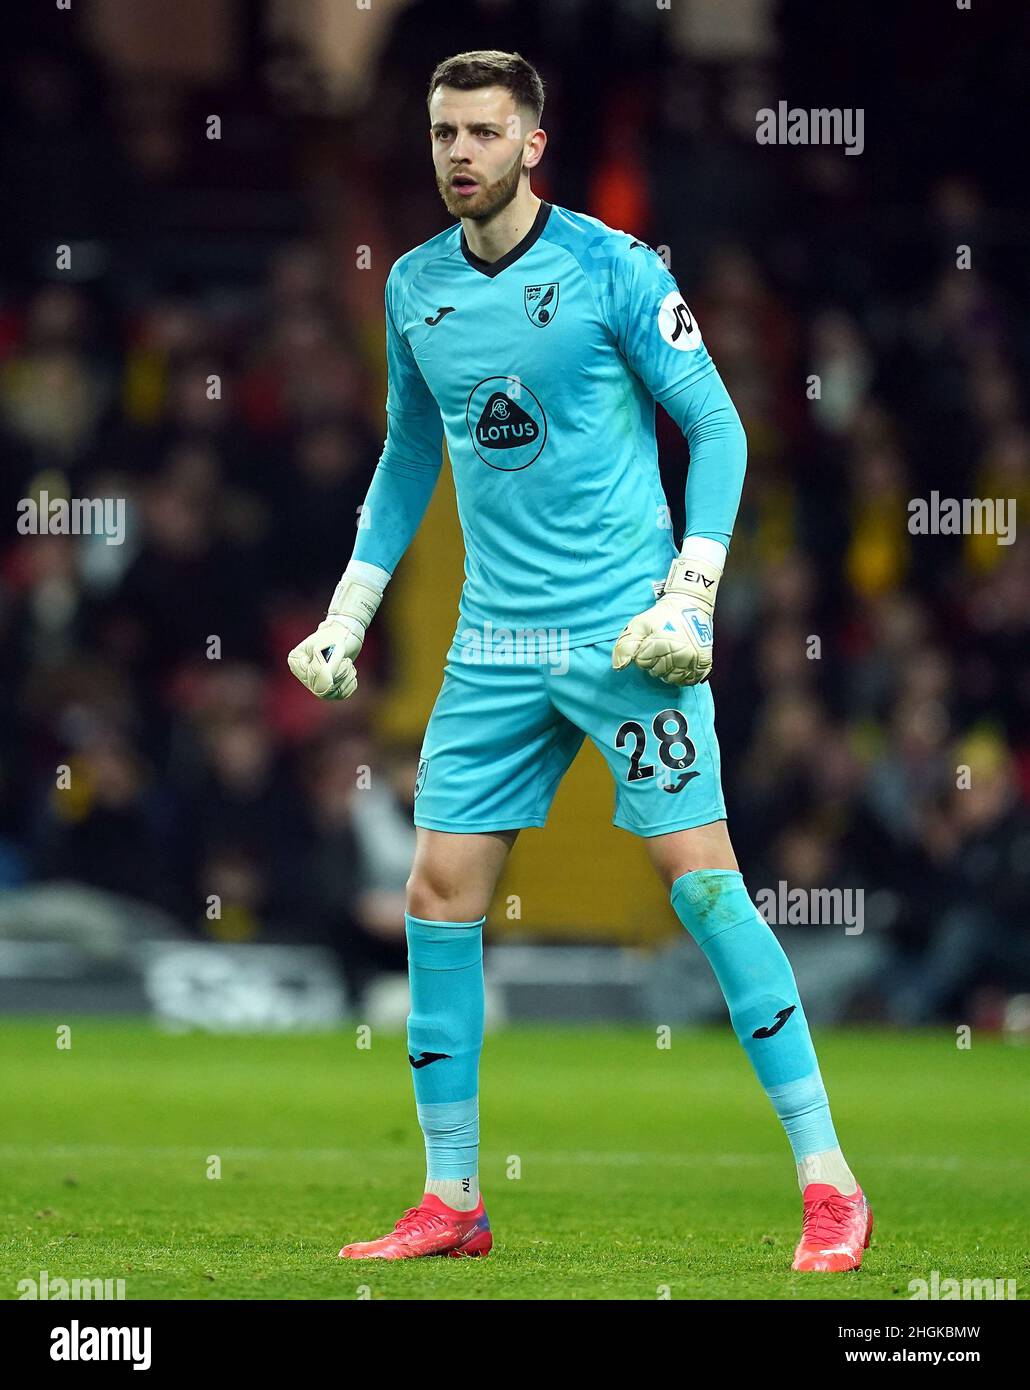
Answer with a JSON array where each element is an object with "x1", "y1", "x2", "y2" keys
[
  {"x1": 0, "y1": 1, "x2": 1026, "y2": 1024},
  {"x1": 885, "y1": 732, "x2": 1030, "y2": 1024}
]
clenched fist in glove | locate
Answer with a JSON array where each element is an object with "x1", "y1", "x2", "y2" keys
[
  {"x1": 612, "y1": 540, "x2": 724, "y2": 686},
  {"x1": 287, "y1": 572, "x2": 384, "y2": 701}
]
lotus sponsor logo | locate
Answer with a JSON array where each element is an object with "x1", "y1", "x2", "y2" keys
[{"x1": 466, "y1": 377, "x2": 547, "y2": 470}]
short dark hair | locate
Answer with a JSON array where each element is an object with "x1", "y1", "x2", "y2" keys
[{"x1": 428, "y1": 51, "x2": 545, "y2": 125}]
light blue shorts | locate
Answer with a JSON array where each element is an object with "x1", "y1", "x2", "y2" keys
[{"x1": 413, "y1": 633, "x2": 726, "y2": 837}]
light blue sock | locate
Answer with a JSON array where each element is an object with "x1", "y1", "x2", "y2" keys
[
  {"x1": 670, "y1": 869, "x2": 840, "y2": 1163},
  {"x1": 405, "y1": 912, "x2": 485, "y2": 1181}
]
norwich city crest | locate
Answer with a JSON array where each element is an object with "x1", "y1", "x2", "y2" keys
[
  {"x1": 524, "y1": 282, "x2": 559, "y2": 327},
  {"x1": 414, "y1": 758, "x2": 428, "y2": 799}
]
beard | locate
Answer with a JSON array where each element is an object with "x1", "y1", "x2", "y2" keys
[{"x1": 436, "y1": 147, "x2": 525, "y2": 222}]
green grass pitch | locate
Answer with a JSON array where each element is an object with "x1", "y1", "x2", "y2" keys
[{"x1": 1, "y1": 1019, "x2": 1027, "y2": 1300}]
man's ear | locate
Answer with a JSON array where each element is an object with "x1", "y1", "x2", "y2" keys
[{"x1": 523, "y1": 128, "x2": 547, "y2": 171}]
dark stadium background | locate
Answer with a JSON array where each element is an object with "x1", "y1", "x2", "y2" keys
[{"x1": 1, "y1": 0, "x2": 1028, "y2": 1034}]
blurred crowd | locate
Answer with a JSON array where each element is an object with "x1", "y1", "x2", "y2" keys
[{"x1": 1, "y1": 3, "x2": 1028, "y2": 1021}]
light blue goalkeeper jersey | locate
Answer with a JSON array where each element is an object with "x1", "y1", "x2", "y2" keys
[{"x1": 353, "y1": 200, "x2": 746, "y2": 648}]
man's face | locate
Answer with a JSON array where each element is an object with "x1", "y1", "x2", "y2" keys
[{"x1": 429, "y1": 84, "x2": 534, "y2": 222}]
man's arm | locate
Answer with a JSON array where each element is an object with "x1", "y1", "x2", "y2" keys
[
  {"x1": 662, "y1": 368, "x2": 747, "y2": 551},
  {"x1": 349, "y1": 272, "x2": 445, "y2": 577},
  {"x1": 611, "y1": 240, "x2": 747, "y2": 549},
  {"x1": 287, "y1": 268, "x2": 444, "y2": 700},
  {"x1": 609, "y1": 240, "x2": 747, "y2": 684}
]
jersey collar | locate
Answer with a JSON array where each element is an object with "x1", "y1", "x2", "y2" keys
[{"x1": 459, "y1": 200, "x2": 552, "y2": 278}]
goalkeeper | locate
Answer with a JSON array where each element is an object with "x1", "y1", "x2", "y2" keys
[{"x1": 288, "y1": 50, "x2": 871, "y2": 1274}]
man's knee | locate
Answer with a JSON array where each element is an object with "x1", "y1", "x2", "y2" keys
[{"x1": 406, "y1": 864, "x2": 482, "y2": 922}]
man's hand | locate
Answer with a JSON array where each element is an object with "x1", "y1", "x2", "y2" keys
[
  {"x1": 287, "y1": 574, "x2": 383, "y2": 701},
  {"x1": 287, "y1": 616, "x2": 363, "y2": 700},
  {"x1": 612, "y1": 545, "x2": 723, "y2": 686}
]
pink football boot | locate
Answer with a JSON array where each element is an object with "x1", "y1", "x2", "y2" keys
[
  {"x1": 339, "y1": 1193, "x2": 492, "y2": 1260},
  {"x1": 792, "y1": 1182, "x2": 873, "y2": 1272}
]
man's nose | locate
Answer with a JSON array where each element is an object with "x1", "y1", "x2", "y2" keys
[{"x1": 448, "y1": 131, "x2": 474, "y2": 162}]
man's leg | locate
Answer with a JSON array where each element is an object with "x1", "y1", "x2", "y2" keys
[
  {"x1": 403, "y1": 828, "x2": 517, "y2": 1212},
  {"x1": 549, "y1": 642, "x2": 870, "y2": 1268},
  {"x1": 646, "y1": 820, "x2": 858, "y2": 1199},
  {"x1": 339, "y1": 645, "x2": 579, "y2": 1259},
  {"x1": 340, "y1": 827, "x2": 515, "y2": 1259}
]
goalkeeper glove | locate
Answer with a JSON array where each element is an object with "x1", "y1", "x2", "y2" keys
[
  {"x1": 612, "y1": 540, "x2": 725, "y2": 686},
  {"x1": 286, "y1": 571, "x2": 384, "y2": 701}
]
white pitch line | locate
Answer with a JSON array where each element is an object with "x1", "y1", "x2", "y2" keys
[{"x1": 0, "y1": 1144, "x2": 1022, "y2": 1172}]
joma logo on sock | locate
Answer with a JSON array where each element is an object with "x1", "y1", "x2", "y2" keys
[
  {"x1": 409, "y1": 1052, "x2": 451, "y2": 1069},
  {"x1": 754, "y1": 883, "x2": 864, "y2": 935},
  {"x1": 752, "y1": 1006, "x2": 796, "y2": 1039}
]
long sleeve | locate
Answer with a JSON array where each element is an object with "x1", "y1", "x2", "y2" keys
[
  {"x1": 351, "y1": 269, "x2": 445, "y2": 574},
  {"x1": 662, "y1": 366, "x2": 747, "y2": 548},
  {"x1": 610, "y1": 241, "x2": 747, "y2": 548}
]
